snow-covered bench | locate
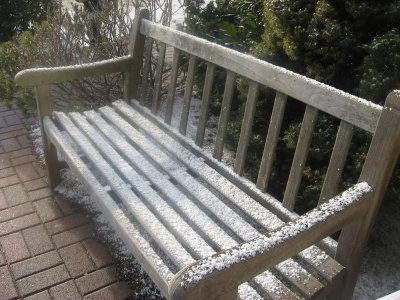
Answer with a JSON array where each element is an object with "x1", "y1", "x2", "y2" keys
[{"x1": 15, "y1": 9, "x2": 400, "y2": 300}]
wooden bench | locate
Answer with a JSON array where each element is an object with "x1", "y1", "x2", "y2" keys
[{"x1": 15, "y1": 9, "x2": 400, "y2": 300}]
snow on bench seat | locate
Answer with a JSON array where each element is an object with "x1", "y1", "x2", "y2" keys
[{"x1": 45, "y1": 100, "x2": 349, "y2": 299}]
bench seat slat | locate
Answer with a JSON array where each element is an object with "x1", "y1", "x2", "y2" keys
[
  {"x1": 43, "y1": 117, "x2": 174, "y2": 296},
  {"x1": 85, "y1": 109, "x2": 239, "y2": 251},
  {"x1": 53, "y1": 112, "x2": 195, "y2": 269},
  {"x1": 112, "y1": 101, "x2": 341, "y2": 297},
  {"x1": 68, "y1": 112, "x2": 215, "y2": 259}
]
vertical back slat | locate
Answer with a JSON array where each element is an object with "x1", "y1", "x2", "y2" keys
[
  {"x1": 318, "y1": 121, "x2": 354, "y2": 205},
  {"x1": 283, "y1": 105, "x2": 319, "y2": 211},
  {"x1": 164, "y1": 48, "x2": 181, "y2": 124},
  {"x1": 195, "y1": 62, "x2": 216, "y2": 147},
  {"x1": 233, "y1": 81, "x2": 260, "y2": 175},
  {"x1": 256, "y1": 92, "x2": 288, "y2": 191},
  {"x1": 179, "y1": 56, "x2": 197, "y2": 135},
  {"x1": 140, "y1": 37, "x2": 153, "y2": 105},
  {"x1": 213, "y1": 71, "x2": 236, "y2": 160},
  {"x1": 151, "y1": 42, "x2": 166, "y2": 113}
]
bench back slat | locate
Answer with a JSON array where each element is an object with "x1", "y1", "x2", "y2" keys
[
  {"x1": 233, "y1": 81, "x2": 259, "y2": 175},
  {"x1": 151, "y1": 42, "x2": 166, "y2": 113},
  {"x1": 179, "y1": 56, "x2": 197, "y2": 135},
  {"x1": 140, "y1": 37, "x2": 153, "y2": 105},
  {"x1": 213, "y1": 70, "x2": 236, "y2": 160},
  {"x1": 140, "y1": 19, "x2": 381, "y2": 133},
  {"x1": 195, "y1": 62, "x2": 216, "y2": 147},
  {"x1": 319, "y1": 121, "x2": 354, "y2": 205},
  {"x1": 256, "y1": 92, "x2": 288, "y2": 192},
  {"x1": 164, "y1": 47, "x2": 181, "y2": 124},
  {"x1": 283, "y1": 105, "x2": 319, "y2": 211}
]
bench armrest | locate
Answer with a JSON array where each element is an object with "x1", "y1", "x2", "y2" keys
[
  {"x1": 170, "y1": 182, "x2": 372, "y2": 299},
  {"x1": 15, "y1": 55, "x2": 133, "y2": 87}
]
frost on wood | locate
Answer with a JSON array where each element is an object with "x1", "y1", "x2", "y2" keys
[{"x1": 181, "y1": 182, "x2": 372, "y2": 286}]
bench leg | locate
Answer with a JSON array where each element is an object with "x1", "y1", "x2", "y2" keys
[{"x1": 43, "y1": 141, "x2": 65, "y2": 189}]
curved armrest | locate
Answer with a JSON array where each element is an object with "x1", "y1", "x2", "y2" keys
[
  {"x1": 170, "y1": 182, "x2": 372, "y2": 300},
  {"x1": 15, "y1": 55, "x2": 133, "y2": 87}
]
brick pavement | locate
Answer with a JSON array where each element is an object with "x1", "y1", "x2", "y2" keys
[{"x1": 0, "y1": 105, "x2": 133, "y2": 299}]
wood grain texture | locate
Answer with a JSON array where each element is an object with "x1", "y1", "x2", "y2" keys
[
  {"x1": 234, "y1": 81, "x2": 259, "y2": 175},
  {"x1": 283, "y1": 105, "x2": 319, "y2": 211},
  {"x1": 195, "y1": 62, "x2": 216, "y2": 147},
  {"x1": 151, "y1": 42, "x2": 167, "y2": 113},
  {"x1": 164, "y1": 48, "x2": 181, "y2": 124},
  {"x1": 213, "y1": 71, "x2": 236, "y2": 160},
  {"x1": 334, "y1": 90, "x2": 400, "y2": 299},
  {"x1": 179, "y1": 56, "x2": 197, "y2": 135},
  {"x1": 140, "y1": 19, "x2": 381, "y2": 133},
  {"x1": 140, "y1": 37, "x2": 153, "y2": 105},
  {"x1": 256, "y1": 92, "x2": 287, "y2": 192},
  {"x1": 123, "y1": 8, "x2": 149, "y2": 100},
  {"x1": 319, "y1": 121, "x2": 354, "y2": 205}
]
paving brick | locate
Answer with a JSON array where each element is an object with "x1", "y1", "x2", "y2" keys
[
  {"x1": 0, "y1": 124, "x2": 25, "y2": 135},
  {"x1": 11, "y1": 250, "x2": 62, "y2": 279},
  {"x1": 82, "y1": 239, "x2": 113, "y2": 268},
  {"x1": 49, "y1": 280, "x2": 82, "y2": 300},
  {"x1": 16, "y1": 135, "x2": 31, "y2": 148},
  {"x1": 0, "y1": 175, "x2": 19, "y2": 188},
  {"x1": 28, "y1": 187, "x2": 52, "y2": 201},
  {"x1": 16, "y1": 264, "x2": 70, "y2": 297},
  {"x1": 0, "y1": 167, "x2": 15, "y2": 178},
  {"x1": 0, "y1": 190, "x2": 7, "y2": 210},
  {"x1": 0, "y1": 117, "x2": 6, "y2": 128},
  {"x1": 0, "y1": 110, "x2": 16, "y2": 118},
  {"x1": 59, "y1": 243, "x2": 96, "y2": 278},
  {"x1": 0, "y1": 154, "x2": 12, "y2": 170},
  {"x1": 1, "y1": 137, "x2": 21, "y2": 152},
  {"x1": 5, "y1": 114, "x2": 22, "y2": 126},
  {"x1": 0, "y1": 266, "x2": 18, "y2": 299},
  {"x1": 46, "y1": 213, "x2": 89, "y2": 235},
  {"x1": 0, "y1": 232, "x2": 30, "y2": 263},
  {"x1": 15, "y1": 163, "x2": 40, "y2": 182},
  {"x1": 33, "y1": 198, "x2": 62, "y2": 223},
  {"x1": 11, "y1": 154, "x2": 36, "y2": 166},
  {"x1": 32, "y1": 162, "x2": 46, "y2": 177},
  {"x1": 52, "y1": 223, "x2": 95, "y2": 248},
  {"x1": 24, "y1": 290, "x2": 51, "y2": 300},
  {"x1": 0, "y1": 213, "x2": 40, "y2": 237},
  {"x1": 76, "y1": 266, "x2": 118, "y2": 295},
  {"x1": 84, "y1": 282, "x2": 132, "y2": 300},
  {"x1": 54, "y1": 196, "x2": 76, "y2": 215},
  {"x1": 3, "y1": 183, "x2": 29, "y2": 206},
  {"x1": 0, "y1": 128, "x2": 26, "y2": 141},
  {"x1": 22, "y1": 225, "x2": 54, "y2": 255},
  {"x1": 7, "y1": 147, "x2": 32, "y2": 159},
  {"x1": 0, "y1": 202, "x2": 34, "y2": 222},
  {"x1": 24, "y1": 178, "x2": 47, "y2": 192}
]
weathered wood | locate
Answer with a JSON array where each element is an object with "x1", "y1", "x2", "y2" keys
[
  {"x1": 179, "y1": 56, "x2": 197, "y2": 135},
  {"x1": 213, "y1": 71, "x2": 236, "y2": 160},
  {"x1": 164, "y1": 48, "x2": 181, "y2": 124},
  {"x1": 283, "y1": 105, "x2": 319, "y2": 211},
  {"x1": 43, "y1": 117, "x2": 172, "y2": 298},
  {"x1": 140, "y1": 37, "x2": 153, "y2": 105},
  {"x1": 195, "y1": 62, "x2": 216, "y2": 147},
  {"x1": 35, "y1": 85, "x2": 65, "y2": 188},
  {"x1": 256, "y1": 92, "x2": 287, "y2": 192},
  {"x1": 170, "y1": 183, "x2": 370, "y2": 299},
  {"x1": 233, "y1": 81, "x2": 259, "y2": 175},
  {"x1": 319, "y1": 121, "x2": 354, "y2": 205},
  {"x1": 15, "y1": 56, "x2": 133, "y2": 87},
  {"x1": 334, "y1": 90, "x2": 400, "y2": 300},
  {"x1": 123, "y1": 8, "x2": 149, "y2": 100},
  {"x1": 151, "y1": 42, "x2": 167, "y2": 113},
  {"x1": 140, "y1": 19, "x2": 382, "y2": 133}
]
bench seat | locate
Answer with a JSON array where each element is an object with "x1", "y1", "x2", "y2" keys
[{"x1": 45, "y1": 99, "x2": 346, "y2": 299}]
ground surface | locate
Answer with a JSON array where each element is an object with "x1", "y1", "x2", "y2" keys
[{"x1": 0, "y1": 104, "x2": 133, "y2": 299}]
